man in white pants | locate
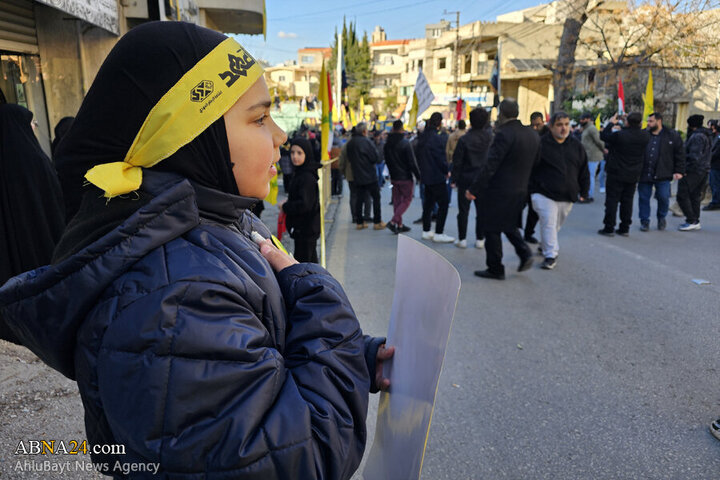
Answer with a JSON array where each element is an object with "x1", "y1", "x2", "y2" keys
[{"x1": 529, "y1": 112, "x2": 590, "y2": 269}]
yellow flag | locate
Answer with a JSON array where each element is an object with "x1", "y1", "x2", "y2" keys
[
  {"x1": 349, "y1": 106, "x2": 357, "y2": 126},
  {"x1": 407, "y1": 92, "x2": 419, "y2": 130},
  {"x1": 465, "y1": 101, "x2": 472, "y2": 121},
  {"x1": 359, "y1": 96, "x2": 365, "y2": 121},
  {"x1": 595, "y1": 113, "x2": 601, "y2": 130},
  {"x1": 264, "y1": 171, "x2": 278, "y2": 204},
  {"x1": 642, "y1": 70, "x2": 654, "y2": 128},
  {"x1": 319, "y1": 60, "x2": 330, "y2": 161}
]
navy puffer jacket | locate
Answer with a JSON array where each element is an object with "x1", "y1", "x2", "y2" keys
[{"x1": 0, "y1": 171, "x2": 380, "y2": 479}]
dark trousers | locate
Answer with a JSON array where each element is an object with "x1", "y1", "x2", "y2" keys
[
  {"x1": 603, "y1": 176, "x2": 637, "y2": 232},
  {"x1": 484, "y1": 228, "x2": 531, "y2": 274},
  {"x1": 457, "y1": 188, "x2": 483, "y2": 241},
  {"x1": 391, "y1": 179, "x2": 414, "y2": 225},
  {"x1": 354, "y1": 182, "x2": 382, "y2": 224},
  {"x1": 294, "y1": 237, "x2": 318, "y2": 263},
  {"x1": 422, "y1": 183, "x2": 449, "y2": 233},
  {"x1": 348, "y1": 181, "x2": 372, "y2": 222},
  {"x1": 677, "y1": 172, "x2": 709, "y2": 224},
  {"x1": 524, "y1": 194, "x2": 538, "y2": 238},
  {"x1": 331, "y1": 169, "x2": 343, "y2": 195}
]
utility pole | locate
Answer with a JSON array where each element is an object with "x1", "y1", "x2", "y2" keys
[{"x1": 443, "y1": 9, "x2": 460, "y2": 98}]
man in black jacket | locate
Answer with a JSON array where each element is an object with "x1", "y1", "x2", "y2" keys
[
  {"x1": 467, "y1": 99, "x2": 537, "y2": 280},
  {"x1": 637, "y1": 112, "x2": 685, "y2": 231},
  {"x1": 704, "y1": 120, "x2": 720, "y2": 210},
  {"x1": 598, "y1": 112, "x2": 650, "y2": 236},
  {"x1": 384, "y1": 120, "x2": 420, "y2": 233},
  {"x1": 346, "y1": 122, "x2": 385, "y2": 230},
  {"x1": 415, "y1": 112, "x2": 454, "y2": 243},
  {"x1": 451, "y1": 107, "x2": 492, "y2": 249},
  {"x1": 530, "y1": 112, "x2": 590, "y2": 270},
  {"x1": 677, "y1": 114, "x2": 712, "y2": 230}
]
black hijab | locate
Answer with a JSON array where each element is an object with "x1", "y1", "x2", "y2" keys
[
  {"x1": 0, "y1": 104, "x2": 65, "y2": 287},
  {"x1": 290, "y1": 137, "x2": 321, "y2": 178},
  {"x1": 54, "y1": 21, "x2": 240, "y2": 222}
]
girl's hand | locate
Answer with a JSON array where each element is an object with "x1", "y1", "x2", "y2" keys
[
  {"x1": 258, "y1": 238, "x2": 298, "y2": 272},
  {"x1": 375, "y1": 344, "x2": 395, "y2": 391}
]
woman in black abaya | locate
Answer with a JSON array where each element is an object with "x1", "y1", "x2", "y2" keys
[
  {"x1": 0, "y1": 103, "x2": 65, "y2": 285},
  {"x1": 0, "y1": 104, "x2": 65, "y2": 343}
]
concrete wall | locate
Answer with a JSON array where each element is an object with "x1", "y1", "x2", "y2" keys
[{"x1": 35, "y1": 3, "x2": 120, "y2": 140}]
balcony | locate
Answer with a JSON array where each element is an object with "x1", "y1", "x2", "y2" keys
[{"x1": 197, "y1": 0, "x2": 264, "y2": 35}]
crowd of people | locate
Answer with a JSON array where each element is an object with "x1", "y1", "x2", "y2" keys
[{"x1": 316, "y1": 99, "x2": 719, "y2": 278}]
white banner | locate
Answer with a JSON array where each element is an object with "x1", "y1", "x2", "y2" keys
[{"x1": 413, "y1": 68, "x2": 434, "y2": 117}]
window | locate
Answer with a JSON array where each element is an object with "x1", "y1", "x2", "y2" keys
[
  {"x1": 464, "y1": 55, "x2": 472, "y2": 74},
  {"x1": 431, "y1": 28, "x2": 442, "y2": 38},
  {"x1": 278, "y1": 75, "x2": 286, "y2": 82},
  {"x1": 301, "y1": 55, "x2": 314, "y2": 64},
  {"x1": 438, "y1": 57, "x2": 446, "y2": 69},
  {"x1": 418, "y1": 59, "x2": 423, "y2": 70},
  {"x1": 406, "y1": 63, "x2": 409, "y2": 73}
]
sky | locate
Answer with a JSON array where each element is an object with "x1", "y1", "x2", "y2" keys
[{"x1": 231, "y1": 0, "x2": 547, "y2": 66}]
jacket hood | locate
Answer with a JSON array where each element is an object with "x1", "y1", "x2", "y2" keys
[
  {"x1": 386, "y1": 131, "x2": 405, "y2": 148},
  {"x1": 0, "y1": 171, "x2": 259, "y2": 379}
]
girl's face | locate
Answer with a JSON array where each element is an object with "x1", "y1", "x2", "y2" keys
[
  {"x1": 290, "y1": 145, "x2": 306, "y2": 167},
  {"x1": 224, "y1": 77, "x2": 287, "y2": 198}
]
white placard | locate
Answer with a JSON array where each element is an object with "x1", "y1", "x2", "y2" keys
[{"x1": 364, "y1": 235, "x2": 461, "y2": 480}]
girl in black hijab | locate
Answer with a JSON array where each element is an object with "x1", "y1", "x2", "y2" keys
[
  {"x1": 0, "y1": 21, "x2": 390, "y2": 480},
  {"x1": 282, "y1": 136, "x2": 322, "y2": 262}
]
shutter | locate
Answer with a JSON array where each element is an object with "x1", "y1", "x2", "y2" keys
[{"x1": 0, "y1": 0, "x2": 37, "y2": 54}]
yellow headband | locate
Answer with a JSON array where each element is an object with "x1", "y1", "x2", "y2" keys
[{"x1": 85, "y1": 37, "x2": 264, "y2": 198}]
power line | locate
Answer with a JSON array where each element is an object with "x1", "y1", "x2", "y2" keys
[{"x1": 269, "y1": 0, "x2": 388, "y2": 22}]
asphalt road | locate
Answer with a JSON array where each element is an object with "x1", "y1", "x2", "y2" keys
[{"x1": 329, "y1": 183, "x2": 720, "y2": 480}]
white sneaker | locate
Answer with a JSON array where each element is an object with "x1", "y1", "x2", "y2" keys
[
  {"x1": 475, "y1": 239, "x2": 485, "y2": 249},
  {"x1": 454, "y1": 239, "x2": 467, "y2": 248},
  {"x1": 421, "y1": 231, "x2": 434, "y2": 240},
  {"x1": 678, "y1": 222, "x2": 701, "y2": 231},
  {"x1": 432, "y1": 233, "x2": 455, "y2": 243}
]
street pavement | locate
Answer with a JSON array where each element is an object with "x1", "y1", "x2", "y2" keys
[{"x1": 329, "y1": 183, "x2": 720, "y2": 480}]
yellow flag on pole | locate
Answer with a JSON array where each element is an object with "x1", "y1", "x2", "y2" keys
[
  {"x1": 595, "y1": 113, "x2": 601, "y2": 130},
  {"x1": 359, "y1": 96, "x2": 366, "y2": 121},
  {"x1": 319, "y1": 60, "x2": 330, "y2": 161},
  {"x1": 407, "y1": 92, "x2": 419, "y2": 130},
  {"x1": 642, "y1": 70, "x2": 654, "y2": 128}
]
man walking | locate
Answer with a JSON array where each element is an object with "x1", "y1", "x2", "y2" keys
[
  {"x1": 384, "y1": 120, "x2": 420, "y2": 233},
  {"x1": 346, "y1": 122, "x2": 385, "y2": 230},
  {"x1": 579, "y1": 112, "x2": 606, "y2": 203},
  {"x1": 637, "y1": 112, "x2": 685, "y2": 231},
  {"x1": 466, "y1": 99, "x2": 538, "y2": 280},
  {"x1": 677, "y1": 114, "x2": 712, "y2": 231},
  {"x1": 451, "y1": 108, "x2": 492, "y2": 249},
  {"x1": 530, "y1": 112, "x2": 590, "y2": 270},
  {"x1": 598, "y1": 112, "x2": 650, "y2": 236},
  {"x1": 416, "y1": 112, "x2": 454, "y2": 243}
]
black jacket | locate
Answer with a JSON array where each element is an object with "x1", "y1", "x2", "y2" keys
[
  {"x1": 640, "y1": 127, "x2": 685, "y2": 181},
  {"x1": 283, "y1": 163, "x2": 321, "y2": 240},
  {"x1": 685, "y1": 127, "x2": 713, "y2": 174},
  {"x1": 0, "y1": 171, "x2": 381, "y2": 479},
  {"x1": 414, "y1": 129, "x2": 449, "y2": 186},
  {"x1": 346, "y1": 133, "x2": 380, "y2": 186},
  {"x1": 530, "y1": 134, "x2": 590, "y2": 202},
  {"x1": 712, "y1": 135, "x2": 720, "y2": 170},
  {"x1": 384, "y1": 132, "x2": 420, "y2": 182},
  {"x1": 601, "y1": 124, "x2": 651, "y2": 182},
  {"x1": 469, "y1": 119, "x2": 540, "y2": 232},
  {"x1": 451, "y1": 126, "x2": 492, "y2": 190}
]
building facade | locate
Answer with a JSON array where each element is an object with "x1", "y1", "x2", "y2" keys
[{"x1": 265, "y1": 47, "x2": 331, "y2": 99}]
